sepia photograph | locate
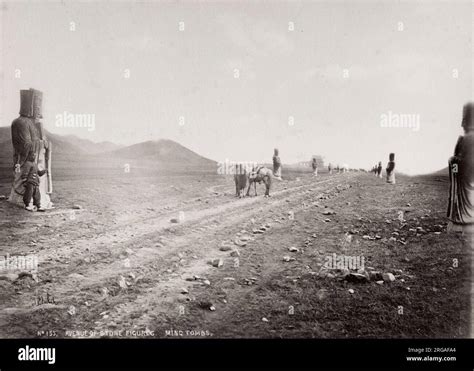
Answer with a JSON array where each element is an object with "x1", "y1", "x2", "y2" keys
[{"x1": 0, "y1": 0, "x2": 473, "y2": 368}]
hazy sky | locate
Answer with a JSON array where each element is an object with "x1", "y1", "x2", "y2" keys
[{"x1": 0, "y1": 1, "x2": 472, "y2": 174}]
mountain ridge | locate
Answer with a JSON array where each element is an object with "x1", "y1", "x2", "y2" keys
[{"x1": 0, "y1": 126, "x2": 215, "y2": 168}]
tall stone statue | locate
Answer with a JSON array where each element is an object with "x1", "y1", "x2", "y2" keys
[
  {"x1": 8, "y1": 89, "x2": 53, "y2": 210},
  {"x1": 448, "y1": 102, "x2": 474, "y2": 225},
  {"x1": 272, "y1": 148, "x2": 282, "y2": 180},
  {"x1": 386, "y1": 153, "x2": 396, "y2": 184},
  {"x1": 447, "y1": 102, "x2": 474, "y2": 338}
]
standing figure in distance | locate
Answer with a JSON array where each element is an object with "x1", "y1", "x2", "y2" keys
[
  {"x1": 386, "y1": 153, "x2": 396, "y2": 184},
  {"x1": 272, "y1": 148, "x2": 282, "y2": 180},
  {"x1": 312, "y1": 158, "x2": 318, "y2": 177},
  {"x1": 377, "y1": 161, "x2": 383, "y2": 178}
]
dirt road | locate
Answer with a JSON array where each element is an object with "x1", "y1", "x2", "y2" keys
[{"x1": 0, "y1": 171, "x2": 470, "y2": 338}]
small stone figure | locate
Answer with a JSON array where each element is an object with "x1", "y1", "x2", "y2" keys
[
  {"x1": 377, "y1": 161, "x2": 383, "y2": 178},
  {"x1": 272, "y1": 148, "x2": 282, "y2": 180},
  {"x1": 386, "y1": 153, "x2": 396, "y2": 184},
  {"x1": 312, "y1": 158, "x2": 318, "y2": 177}
]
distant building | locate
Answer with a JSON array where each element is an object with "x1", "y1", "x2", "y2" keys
[{"x1": 296, "y1": 155, "x2": 324, "y2": 169}]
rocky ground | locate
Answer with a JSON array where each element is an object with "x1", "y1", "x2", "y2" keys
[{"x1": 0, "y1": 169, "x2": 470, "y2": 338}]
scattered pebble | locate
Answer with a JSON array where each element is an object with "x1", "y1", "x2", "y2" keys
[
  {"x1": 219, "y1": 242, "x2": 233, "y2": 251},
  {"x1": 0, "y1": 273, "x2": 19, "y2": 282},
  {"x1": 234, "y1": 239, "x2": 247, "y2": 247},
  {"x1": 211, "y1": 258, "x2": 224, "y2": 268},
  {"x1": 118, "y1": 276, "x2": 128, "y2": 289},
  {"x1": 345, "y1": 273, "x2": 369, "y2": 283},
  {"x1": 68, "y1": 273, "x2": 84, "y2": 279},
  {"x1": 369, "y1": 271, "x2": 383, "y2": 281},
  {"x1": 67, "y1": 305, "x2": 76, "y2": 316},
  {"x1": 382, "y1": 273, "x2": 396, "y2": 282}
]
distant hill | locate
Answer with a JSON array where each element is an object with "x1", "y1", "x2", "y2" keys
[
  {"x1": 62, "y1": 135, "x2": 123, "y2": 154},
  {"x1": 432, "y1": 167, "x2": 449, "y2": 176},
  {"x1": 0, "y1": 126, "x2": 84, "y2": 158},
  {"x1": 0, "y1": 126, "x2": 216, "y2": 171},
  {"x1": 108, "y1": 139, "x2": 216, "y2": 167},
  {"x1": 0, "y1": 126, "x2": 124, "y2": 159},
  {"x1": 0, "y1": 127, "x2": 9, "y2": 143}
]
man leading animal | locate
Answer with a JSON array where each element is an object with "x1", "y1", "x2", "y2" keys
[{"x1": 234, "y1": 163, "x2": 248, "y2": 198}]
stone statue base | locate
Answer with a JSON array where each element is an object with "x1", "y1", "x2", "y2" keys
[{"x1": 387, "y1": 172, "x2": 396, "y2": 184}]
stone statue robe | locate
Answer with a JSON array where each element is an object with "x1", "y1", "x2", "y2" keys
[
  {"x1": 8, "y1": 116, "x2": 52, "y2": 209},
  {"x1": 386, "y1": 161, "x2": 396, "y2": 184},
  {"x1": 448, "y1": 133, "x2": 474, "y2": 224}
]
